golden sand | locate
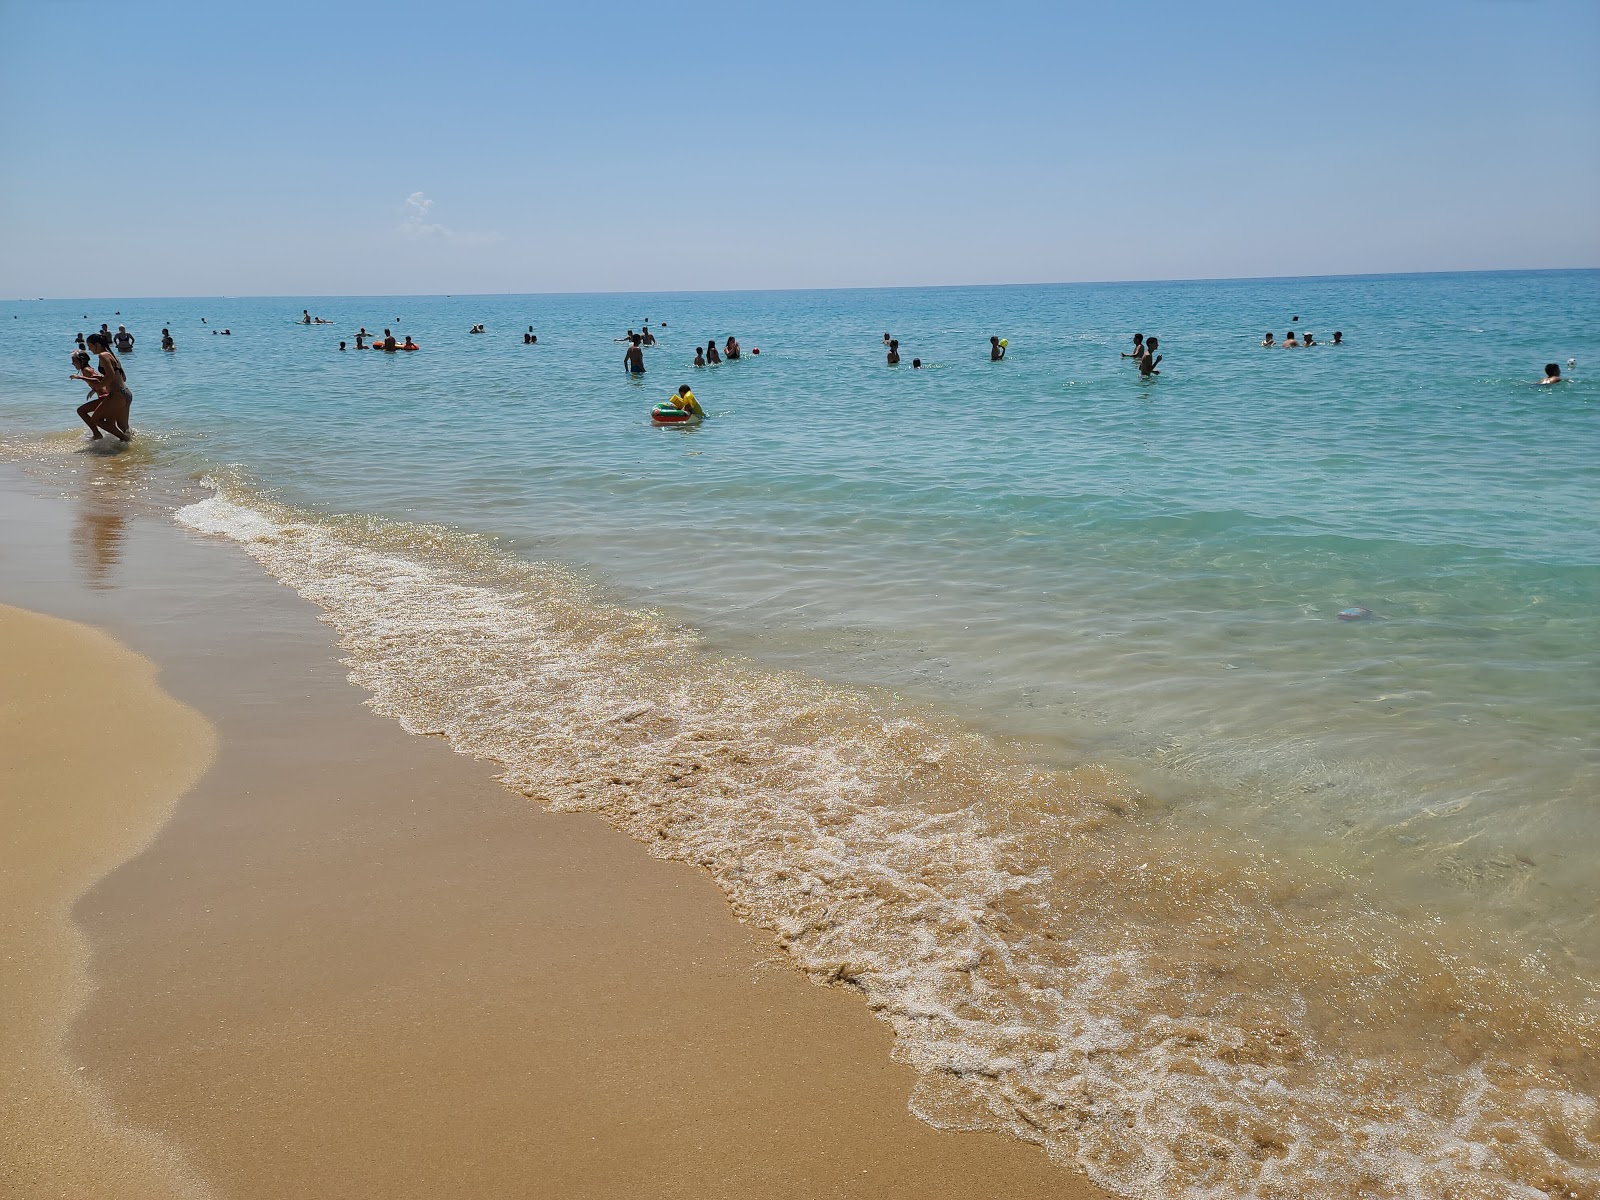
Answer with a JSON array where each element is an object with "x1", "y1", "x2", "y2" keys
[
  {"x1": 0, "y1": 604, "x2": 216, "y2": 1199},
  {"x1": 2, "y1": 471, "x2": 1112, "y2": 1198}
]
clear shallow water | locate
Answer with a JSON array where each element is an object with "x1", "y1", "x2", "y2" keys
[{"x1": 3, "y1": 272, "x2": 1598, "y2": 1197}]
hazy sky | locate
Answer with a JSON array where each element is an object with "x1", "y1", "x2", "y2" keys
[{"x1": 2, "y1": 0, "x2": 1596, "y2": 298}]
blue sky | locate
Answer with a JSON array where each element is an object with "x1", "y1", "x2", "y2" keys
[{"x1": 2, "y1": 0, "x2": 1596, "y2": 298}]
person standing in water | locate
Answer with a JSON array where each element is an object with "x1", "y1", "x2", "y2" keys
[
  {"x1": 1138, "y1": 336, "x2": 1162, "y2": 377},
  {"x1": 114, "y1": 325, "x2": 134, "y2": 352},
  {"x1": 887, "y1": 339, "x2": 901, "y2": 365},
  {"x1": 624, "y1": 335, "x2": 646, "y2": 375},
  {"x1": 705, "y1": 340, "x2": 721, "y2": 365},
  {"x1": 70, "y1": 350, "x2": 114, "y2": 439},
  {"x1": 1540, "y1": 363, "x2": 1564, "y2": 385},
  {"x1": 694, "y1": 347, "x2": 706, "y2": 367},
  {"x1": 161, "y1": 328, "x2": 175, "y2": 351},
  {"x1": 1261, "y1": 332, "x2": 1276, "y2": 347},
  {"x1": 83, "y1": 333, "x2": 133, "y2": 439},
  {"x1": 990, "y1": 336, "x2": 1006, "y2": 361},
  {"x1": 1122, "y1": 333, "x2": 1145, "y2": 358},
  {"x1": 724, "y1": 336, "x2": 741, "y2": 360}
]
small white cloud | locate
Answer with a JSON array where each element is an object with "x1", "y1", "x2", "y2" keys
[{"x1": 397, "y1": 192, "x2": 500, "y2": 246}]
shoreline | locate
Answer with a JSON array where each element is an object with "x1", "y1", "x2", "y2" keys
[
  {"x1": 0, "y1": 465, "x2": 1108, "y2": 1197},
  {"x1": 0, "y1": 603, "x2": 216, "y2": 1200}
]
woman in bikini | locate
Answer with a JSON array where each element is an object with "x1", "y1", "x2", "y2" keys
[{"x1": 84, "y1": 332, "x2": 133, "y2": 440}]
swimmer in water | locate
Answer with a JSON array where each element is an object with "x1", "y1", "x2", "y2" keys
[
  {"x1": 883, "y1": 332, "x2": 892, "y2": 346},
  {"x1": 355, "y1": 333, "x2": 366, "y2": 349},
  {"x1": 302, "y1": 310, "x2": 312, "y2": 324},
  {"x1": 642, "y1": 325, "x2": 656, "y2": 346},
  {"x1": 1304, "y1": 332, "x2": 1318, "y2": 346},
  {"x1": 1139, "y1": 336, "x2": 1162, "y2": 377},
  {"x1": 1540, "y1": 363, "x2": 1563, "y2": 385},
  {"x1": 1123, "y1": 333, "x2": 1146, "y2": 358},
  {"x1": 161, "y1": 328, "x2": 175, "y2": 351},
  {"x1": 912, "y1": 358, "x2": 922, "y2": 369},
  {"x1": 725, "y1": 336, "x2": 740, "y2": 360},
  {"x1": 1262, "y1": 331, "x2": 1276, "y2": 347},
  {"x1": 705, "y1": 340, "x2": 721, "y2": 365},
  {"x1": 694, "y1": 347, "x2": 706, "y2": 367},
  {"x1": 668, "y1": 384, "x2": 704, "y2": 417},
  {"x1": 339, "y1": 340, "x2": 347, "y2": 351},
  {"x1": 1283, "y1": 330, "x2": 1300, "y2": 348},
  {"x1": 1332, "y1": 331, "x2": 1343, "y2": 345},
  {"x1": 402, "y1": 335, "x2": 417, "y2": 350},
  {"x1": 990, "y1": 335, "x2": 1006, "y2": 361},
  {"x1": 624, "y1": 336, "x2": 646, "y2": 374},
  {"x1": 887, "y1": 339, "x2": 901, "y2": 366}
]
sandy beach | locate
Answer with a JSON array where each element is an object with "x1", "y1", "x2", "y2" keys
[{"x1": 0, "y1": 463, "x2": 1111, "y2": 1197}]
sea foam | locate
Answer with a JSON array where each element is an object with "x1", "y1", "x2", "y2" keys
[{"x1": 177, "y1": 485, "x2": 1599, "y2": 1200}]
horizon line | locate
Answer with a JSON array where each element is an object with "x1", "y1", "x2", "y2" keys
[{"x1": 6, "y1": 265, "x2": 1597, "y2": 305}]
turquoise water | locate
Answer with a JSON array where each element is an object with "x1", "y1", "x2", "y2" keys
[{"x1": 4, "y1": 271, "x2": 1598, "y2": 1196}]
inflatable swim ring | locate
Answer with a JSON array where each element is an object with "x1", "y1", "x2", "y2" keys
[{"x1": 650, "y1": 402, "x2": 699, "y2": 425}]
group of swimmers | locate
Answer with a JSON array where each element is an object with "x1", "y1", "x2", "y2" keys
[
  {"x1": 1263, "y1": 330, "x2": 1341, "y2": 347},
  {"x1": 879, "y1": 332, "x2": 1010, "y2": 370},
  {"x1": 693, "y1": 337, "x2": 748, "y2": 368},
  {"x1": 343, "y1": 327, "x2": 418, "y2": 351}
]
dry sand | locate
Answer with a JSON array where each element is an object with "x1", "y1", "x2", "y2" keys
[
  {"x1": 0, "y1": 603, "x2": 216, "y2": 1198},
  {"x1": 1, "y1": 464, "x2": 1112, "y2": 1198}
]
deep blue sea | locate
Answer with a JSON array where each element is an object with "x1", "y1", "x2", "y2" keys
[{"x1": 3, "y1": 271, "x2": 1597, "y2": 1197}]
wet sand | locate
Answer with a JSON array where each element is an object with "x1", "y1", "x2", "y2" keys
[{"x1": 0, "y1": 463, "x2": 1111, "y2": 1199}]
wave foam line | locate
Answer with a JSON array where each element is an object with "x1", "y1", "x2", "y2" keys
[{"x1": 176, "y1": 487, "x2": 1598, "y2": 1200}]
